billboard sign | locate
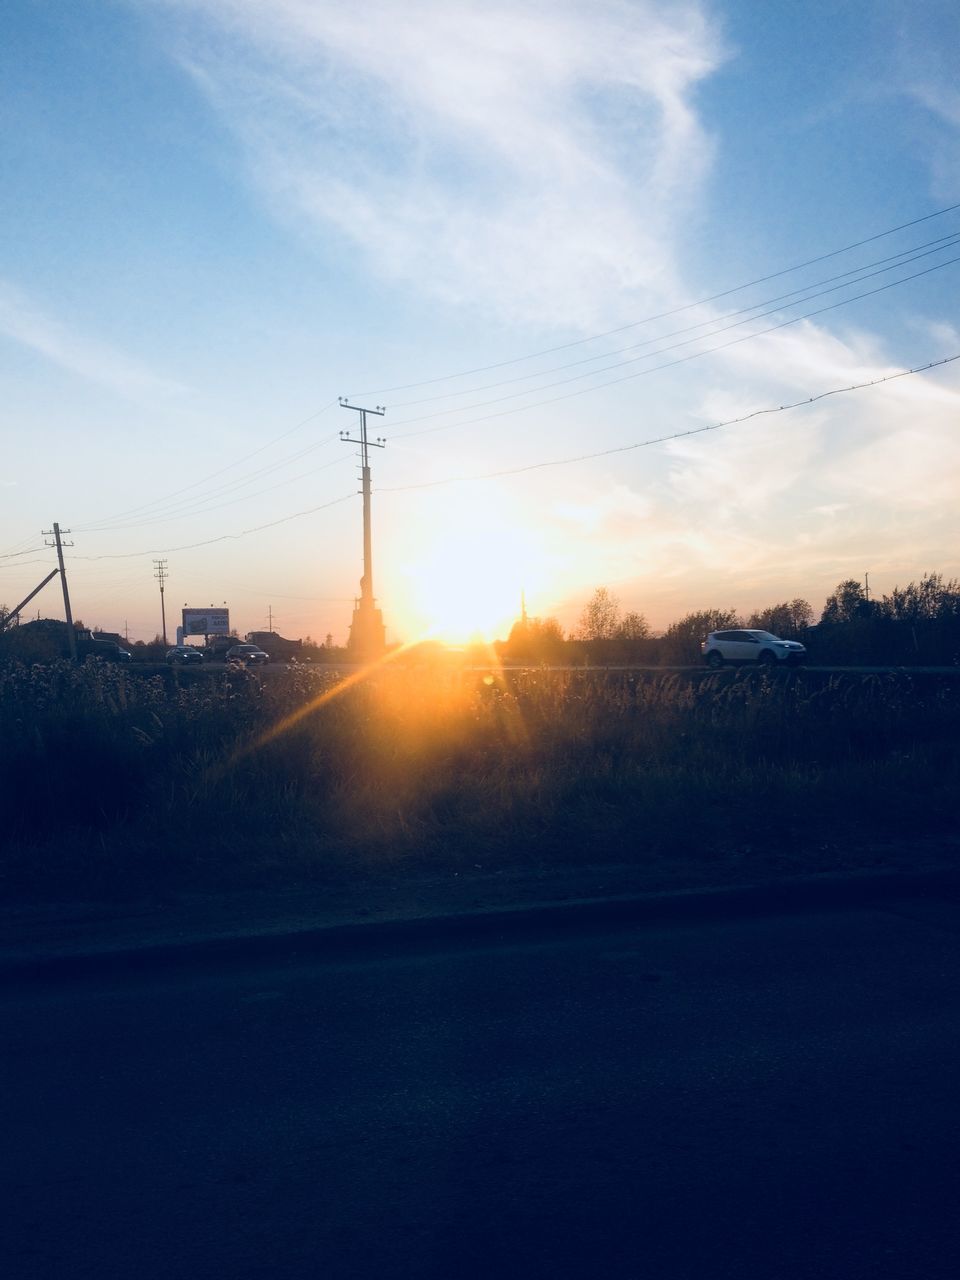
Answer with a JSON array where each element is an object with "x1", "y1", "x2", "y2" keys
[{"x1": 182, "y1": 607, "x2": 230, "y2": 636}]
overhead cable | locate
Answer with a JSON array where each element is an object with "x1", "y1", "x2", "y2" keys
[
  {"x1": 77, "y1": 401, "x2": 339, "y2": 529},
  {"x1": 68, "y1": 492, "x2": 357, "y2": 561},
  {"x1": 0, "y1": 558, "x2": 54, "y2": 571},
  {"x1": 390, "y1": 253, "x2": 960, "y2": 439},
  {"x1": 380, "y1": 354, "x2": 960, "y2": 492},
  {"x1": 77, "y1": 453, "x2": 353, "y2": 534},
  {"x1": 387, "y1": 230, "x2": 960, "y2": 408},
  {"x1": 352, "y1": 202, "x2": 960, "y2": 396},
  {"x1": 0, "y1": 546, "x2": 46, "y2": 559}
]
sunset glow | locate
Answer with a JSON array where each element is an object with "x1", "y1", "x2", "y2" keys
[
  {"x1": 1, "y1": 1, "x2": 959, "y2": 646},
  {"x1": 393, "y1": 497, "x2": 546, "y2": 644}
]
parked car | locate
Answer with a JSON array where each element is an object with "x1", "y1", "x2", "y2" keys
[
  {"x1": 225, "y1": 643, "x2": 269, "y2": 665},
  {"x1": 166, "y1": 645, "x2": 204, "y2": 664},
  {"x1": 701, "y1": 630, "x2": 806, "y2": 668}
]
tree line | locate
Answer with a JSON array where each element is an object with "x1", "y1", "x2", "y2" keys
[
  {"x1": 497, "y1": 573, "x2": 960, "y2": 666},
  {"x1": 5, "y1": 572, "x2": 960, "y2": 668}
]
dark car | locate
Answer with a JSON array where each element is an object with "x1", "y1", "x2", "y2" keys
[
  {"x1": 225, "y1": 644, "x2": 269, "y2": 665},
  {"x1": 166, "y1": 646, "x2": 204, "y2": 664}
]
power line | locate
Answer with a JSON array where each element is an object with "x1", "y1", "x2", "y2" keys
[
  {"x1": 68, "y1": 492, "x2": 358, "y2": 560},
  {"x1": 0, "y1": 558, "x2": 54, "y2": 571},
  {"x1": 379, "y1": 354, "x2": 960, "y2": 493},
  {"x1": 204, "y1": 585, "x2": 354, "y2": 602},
  {"x1": 0, "y1": 533, "x2": 46, "y2": 556},
  {"x1": 62, "y1": 206, "x2": 960, "y2": 542},
  {"x1": 76, "y1": 434, "x2": 338, "y2": 531},
  {"x1": 352, "y1": 201, "x2": 960, "y2": 396},
  {"x1": 77, "y1": 452, "x2": 353, "y2": 534},
  {"x1": 0, "y1": 546, "x2": 47, "y2": 559},
  {"x1": 390, "y1": 252, "x2": 960, "y2": 439},
  {"x1": 75, "y1": 427, "x2": 343, "y2": 533},
  {"x1": 75, "y1": 401, "x2": 339, "y2": 529},
  {"x1": 48, "y1": 353, "x2": 960, "y2": 569},
  {"x1": 386, "y1": 229, "x2": 960, "y2": 409}
]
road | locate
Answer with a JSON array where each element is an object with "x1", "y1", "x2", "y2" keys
[{"x1": 4, "y1": 894, "x2": 960, "y2": 1279}]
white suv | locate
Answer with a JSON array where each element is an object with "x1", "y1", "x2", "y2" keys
[{"x1": 701, "y1": 630, "x2": 806, "y2": 668}]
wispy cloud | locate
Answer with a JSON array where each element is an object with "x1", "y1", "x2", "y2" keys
[
  {"x1": 162, "y1": 0, "x2": 727, "y2": 328},
  {"x1": 648, "y1": 324, "x2": 960, "y2": 595},
  {"x1": 529, "y1": 312, "x2": 960, "y2": 624},
  {"x1": 0, "y1": 281, "x2": 184, "y2": 399}
]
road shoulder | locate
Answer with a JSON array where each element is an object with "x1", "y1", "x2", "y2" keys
[{"x1": 2, "y1": 848, "x2": 959, "y2": 980}]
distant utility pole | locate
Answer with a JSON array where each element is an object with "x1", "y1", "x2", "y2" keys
[
  {"x1": 267, "y1": 605, "x2": 275, "y2": 634},
  {"x1": 339, "y1": 398, "x2": 387, "y2": 659},
  {"x1": 864, "y1": 572, "x2": 870, "y2": 604},
  {"x1": 42, "y1": 523, "x2": 77, "y2": 661},
  {"x1": 154, "y1": 559, "x2": 169, "y2": 647}
]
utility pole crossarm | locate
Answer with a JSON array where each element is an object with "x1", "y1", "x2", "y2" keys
[{"x1": 338, "y1": 398, "x2": 386, "y2": 469}]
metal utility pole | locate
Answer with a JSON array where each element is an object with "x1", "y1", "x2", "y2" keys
[
  {"x1": 267, "y1": 605, "x2": 275, "y2": 634},
  {"x1": 42, "y1": 523, "x2": 77, "y2": 661},
  {"x1": 339, "y1": 398, "x2": 387, "y2": 659},
  {"x1": 154, "y1": 559, "x2": 169, "y2": 647}
]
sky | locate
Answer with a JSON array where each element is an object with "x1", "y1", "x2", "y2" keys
[{"x1": 2, "y1": 0, "x2": 959, "y2": 645}]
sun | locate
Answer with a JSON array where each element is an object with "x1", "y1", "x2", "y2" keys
[
  {"x1": 391, "y1": 490, "x2": 551, "y2": 644},
  {"x1": 405, "y1": 530, "x2": 525, "y2": 643}
]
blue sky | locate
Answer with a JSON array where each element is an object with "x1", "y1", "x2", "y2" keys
[{"x1": 2, "y1": 0, "x2": 959, "y2": 643}]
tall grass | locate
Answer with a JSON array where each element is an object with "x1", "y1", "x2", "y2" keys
[{"x1": 1, "y1": 661, "x2": 957, "y2": 898}]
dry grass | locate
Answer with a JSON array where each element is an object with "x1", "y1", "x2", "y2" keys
[{"x1": 1, "y1": 660, "x2": 957, "y2": 900}]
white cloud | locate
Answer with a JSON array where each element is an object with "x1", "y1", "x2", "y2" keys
[
  {"x1": 912, "y1": 82, "x2": 960, "y2": 131},
  {"x1": 918, "y1": 318, "x2": 960, "y2": 349},
  {"x1": 0, "y1": 281, "x2": 184, "y2": 400},
  {"x1": 532, "y1": 312, "x2": 960, "y2": 622},
  {"x1": 161, "y1": 0, "x2": 727, "y2": 328},
  {"x1": 674, "y1": 314, "x2": 960, "y2": 519}
]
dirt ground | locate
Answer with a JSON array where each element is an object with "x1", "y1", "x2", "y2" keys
[{"x1": 2, "y1": 836, "x2": 958, "y2": 971}]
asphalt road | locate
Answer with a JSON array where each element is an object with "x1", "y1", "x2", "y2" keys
[{"x1": 4, "y1": 895, "x2": 960, "y2": 1279}]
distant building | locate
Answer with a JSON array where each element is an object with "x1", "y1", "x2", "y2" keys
[{"x1": 245, "y1": 631, "x2": 303, "y2": 659}]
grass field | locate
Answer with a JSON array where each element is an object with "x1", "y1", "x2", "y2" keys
[{"x1": 1, "y1": 659, "x2": 957, "y2": 901}]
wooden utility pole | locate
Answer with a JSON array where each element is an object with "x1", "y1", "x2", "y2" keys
[
  {"x1": 339, "y1": 398, "x2": 387, "y2": 659},
  {"x1": 154, "y1": 559, "x2": 169, "y2": 647},
  {"x1": 42, "y1": 523, "x2": 77, "y2": 660}
]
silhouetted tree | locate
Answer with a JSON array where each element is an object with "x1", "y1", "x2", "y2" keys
[
  {"x1": 617, "y1": 611, "x2": 650, "y2": 640},
  {"x1": 748, "y1": 599, "x2": 813, "y2": 637},
  {"x1": 662, "y1": 609, "x2": 740, "y2": 664},
  {"x1": 880, "y1": 573, "x2": 960, "y2": 622},
  {"x1": 821, "y1": 580, "x2": 874, "y2": 623},
  {"x1": 576, "y1": 588, "x2": 621, "y2": 641},
  {"x1": 501, "y1": 615, "x2": 565, "y2": 663}
]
